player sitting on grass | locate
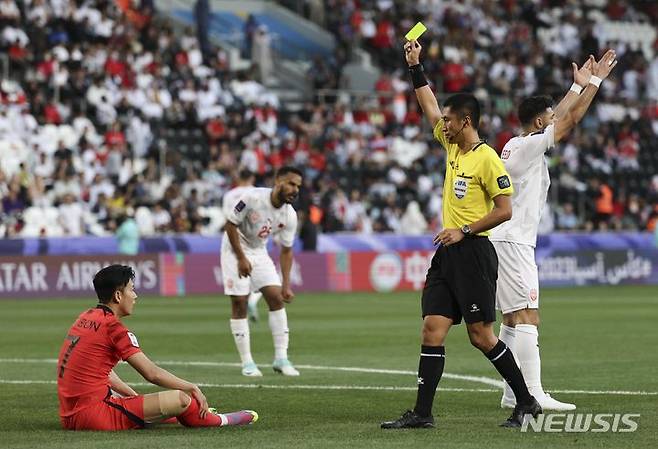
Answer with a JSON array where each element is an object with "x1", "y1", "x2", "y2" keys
[{"x1": 57, "y1": 264, "x2": 258, "y2": 431}]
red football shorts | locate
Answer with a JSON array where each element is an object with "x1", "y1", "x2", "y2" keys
[{"x1": 61, "y1": 395, "x2": 145, "y2": 431}]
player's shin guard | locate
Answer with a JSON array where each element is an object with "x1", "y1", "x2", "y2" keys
[
  {"x1": 498, "y1": 324, "x2": 518, "y2": 403},
  {"x1": 176, "y1": 399, "x2": 222, "y2": 427},
  {"x1": 230, "y1": 318, "x2": 254, "y2": 365},
  {"x1": 268, "y1": 308, "x2": 289, "y2": 361},
  {"x1": 486, "y1": 340, "x2": 532, "y2": 405},
  {"x1": 515, "y1": 324, "x2": 542, "y2": 394},
  {"x1": 413, "y1": 345, "x2": 445, "y2": 417}
]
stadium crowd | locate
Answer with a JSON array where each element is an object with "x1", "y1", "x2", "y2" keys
[
  {"x1": 0, "y1": 0, "x2": 657, "y2": 240},
  {"x1": 304, "y1": 0, "x2": 658, "y2": 233}
]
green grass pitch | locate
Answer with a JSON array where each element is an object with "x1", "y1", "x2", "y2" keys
[{"x1": 1, "y1": 286, "x2": 657, "y2": 449}]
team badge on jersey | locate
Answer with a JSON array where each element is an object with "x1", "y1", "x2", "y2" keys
[
  {"x1": 127, "y1": 332, "x2": 140, "y2": 348},
  {"x1": 454, "y1": 177, "x2": 469, "y2": 199},
  {"x1": 234, "y1": 200, "x2": 246, "y2": 212}
]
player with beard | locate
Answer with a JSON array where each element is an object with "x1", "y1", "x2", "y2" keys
[
  {"x1": 491, "y1": 50, "x2": 618, "y2": 411},
  {"x1": 222, "y1": 169, "x2": 263, "y2": 323},
  {"x1": 222, "y1": 166, "x2": 303, "y2": 377}
]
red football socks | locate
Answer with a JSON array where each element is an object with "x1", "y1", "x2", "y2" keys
[{"x1": 176, "y1": 399, "x2": 222, "y2": 427}]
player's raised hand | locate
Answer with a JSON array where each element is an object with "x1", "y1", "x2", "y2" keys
[
  {"x1": 281, "y1": 285, "x2": 295, "y2": 303},
  {"x1": 593, "y1": 49, "x2": 618, "y2": 79},
  {"x1": 404, "y1": 40, "x2": 422, "y2": 66},
  {"x1": 572, "y1": 55, "x2": 594, "y2": 87},
  {"x1": 237, "y1": 257, "x2": 252, "y2": 278}
]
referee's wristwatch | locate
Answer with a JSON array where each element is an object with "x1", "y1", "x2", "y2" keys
[{"x1": 461, "y1": 224, "x2": 472, "y2": 236}]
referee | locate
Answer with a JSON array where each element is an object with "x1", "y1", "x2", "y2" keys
[{"x1": 381, "y1": 40, "x2": 541, "y2": 429}]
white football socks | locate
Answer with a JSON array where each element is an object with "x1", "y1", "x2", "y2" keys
[
  {"x1": 230, "y1": 318, "x2": 254, "y2": 365},
  {"x1": 268, "y1": 308, "x2": 289, "y2": 361},
  {"x1": 498, "y1": 324, "x2": 517, "y2": 401},
  {"x1": 516, "y1": 324, "x2": 543, "y2": 394}
]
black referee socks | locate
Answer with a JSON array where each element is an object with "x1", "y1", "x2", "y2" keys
[
  {"x1": 486, "y1": 340, "x2": 532, "y2": 405},
  {"x1": 413, "y1": 345, "x2": 445, "y2": 417}
]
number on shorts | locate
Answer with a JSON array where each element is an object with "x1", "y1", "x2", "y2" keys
[{"x1": 58, "y1": 335, "x2": 80, "y2": 378}]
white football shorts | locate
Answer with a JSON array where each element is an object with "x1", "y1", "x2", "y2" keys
[
  {"x1": 492, "y1": 240, "x2": 539, "y2": 314},
  {"x1": 220, "y1": 248, "x2": 281, "y2": 296}
]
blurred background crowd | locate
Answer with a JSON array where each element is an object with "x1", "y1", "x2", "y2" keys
[{"x1": 0, "y1": 0, "x2": 657, "y2": 245}]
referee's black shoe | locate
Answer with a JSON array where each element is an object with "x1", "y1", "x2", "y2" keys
[
  {"x1": 381, "y1": 410, "x2": 435, "y2": 429},
  {"x1": 500, "y1": 396, "x2": 542, "y2": 428}
]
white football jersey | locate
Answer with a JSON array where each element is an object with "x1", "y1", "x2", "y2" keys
[
  {"x1": 222, "y1": 187, "x2": 297, "y2": 254},
  {"x1": 490, "y1": 124, "x2": 554, "y2": 247},
  {"x1": 222, "y1": 186, "x2": 254, "y2": 217}
]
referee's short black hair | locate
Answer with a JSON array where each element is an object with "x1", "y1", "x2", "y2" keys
[
  {"x1": 276, "y1": 166, "x2": 304, "y2": 179},
  {"x1": 518, "y1": 95, "x2": 553, "y2": 127},
  {"x1": 93, "y1": 265, "x2": 135, "y2": 304},
  {"x1": 444, "y1": 93, "x2": 481, "y2": 130}
]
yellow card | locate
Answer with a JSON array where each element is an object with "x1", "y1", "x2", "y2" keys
[{"x1": 405, "y1": 22, "x2": 427, "y2": 41}]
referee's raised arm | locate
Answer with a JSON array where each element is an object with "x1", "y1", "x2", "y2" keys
[{"x1": 404, "y1": 40, "x2": 442, "y2": 129}]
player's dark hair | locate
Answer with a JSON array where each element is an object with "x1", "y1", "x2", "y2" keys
[
  {"x1": 238, "y1": 169, "x2": 254, "y2": 181},
  {"x1": 276, "y1": 166, "x2": 304, "y2": 179},
  {"x1": 518, "y1": 95, "x2": 553, "y2": 127},
  {"x1": 444, "y1": 93, "x2": 481, "y2": 130},
  {"x1": 93, "y1": 265, "x2": 135, "y2": 304}
]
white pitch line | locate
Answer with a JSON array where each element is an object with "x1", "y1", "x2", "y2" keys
[
  {"x1": 1, "y1": 379, "x2": 657, "y2": 396},
  {"x1": 0, "y1": 358, "x2": 504, "y2": 388},
  {"x1": 2, "y1": 359, "x2": 657, "y2": 396},
  {"x1": 0, "y1": 379, "x2": 493, "y2": 393}
]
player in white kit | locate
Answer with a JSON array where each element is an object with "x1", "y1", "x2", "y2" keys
[
  {"x1": 491, "y1": 50, "x2": 617, "y2": 410},
  {"x1": 222, "y1": 170, "x2": 263, "y2": 323},
  {"x1": 222, "y1": 167, "x2": 303, "y2": 377}
]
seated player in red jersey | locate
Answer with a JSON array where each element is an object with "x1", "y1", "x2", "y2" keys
[{"x1": 56, "y1": 264, "x2": 258, "y2": 431}]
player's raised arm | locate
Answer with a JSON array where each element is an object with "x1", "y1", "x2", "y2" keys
[
  {"x1": 405, "y1": 40, "x2": 442, "y2": 129},
  {"x1": 553, "y1": 56, "x2": 594, "y2": 119},
  {"x1": 554, "y1": 50, "x2": 617, "y2": 143}
]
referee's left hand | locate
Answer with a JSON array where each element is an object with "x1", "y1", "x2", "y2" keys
[{"x1": 433, "y1": 228, "x2": 465, "y2": 246}]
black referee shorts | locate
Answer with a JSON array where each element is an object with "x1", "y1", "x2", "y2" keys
[{"x1": 421, "y1": 236, "x2": 498, "y2": 324}]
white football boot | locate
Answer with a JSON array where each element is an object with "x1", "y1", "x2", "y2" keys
[{"x1": 272, "y1": 359, "x2": 300, "y2": 376}]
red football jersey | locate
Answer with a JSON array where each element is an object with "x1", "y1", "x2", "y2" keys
[{"x1": 57, "y1": 305, "x2": 142, "y2": 418}]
